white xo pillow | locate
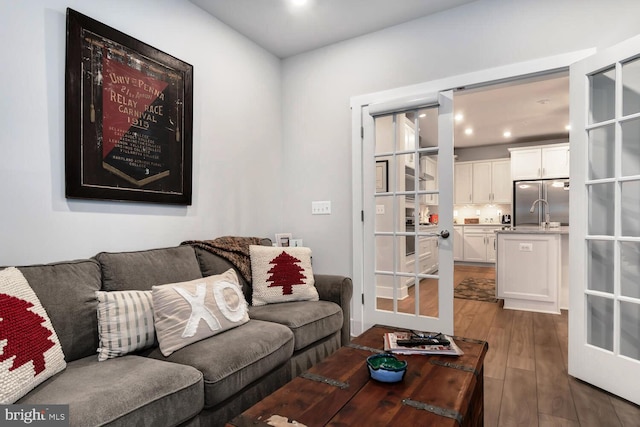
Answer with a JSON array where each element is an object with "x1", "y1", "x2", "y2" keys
[
  {"x1": 0, "y1": 267, "x2": 66, "y2": 404},
  {"x1": 152, "y1": 269, "x2": 249, "y2": 357},
  {"x1": 249, "y1": 245, "x2": 318, "y2": 306}
]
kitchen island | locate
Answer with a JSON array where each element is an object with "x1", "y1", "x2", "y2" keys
[{"x1": 495, "y1": 226, "x2": 568, "y2": 314}]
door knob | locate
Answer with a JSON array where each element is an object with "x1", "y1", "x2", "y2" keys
[{"x1": 439, "y1": 230, "x2": 450, "y2": 239}]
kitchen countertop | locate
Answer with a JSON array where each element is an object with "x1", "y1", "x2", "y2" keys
[
  {"x1": 495, "y1": 226, "x2": 569, "y2": 235},
  {"x1": 454, "y1": 223, "x2": 504, "y2": 227}
]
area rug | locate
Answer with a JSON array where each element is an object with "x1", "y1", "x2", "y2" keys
[{"x1": 454, "y1": 277, "x2": 498, "y2": 303}]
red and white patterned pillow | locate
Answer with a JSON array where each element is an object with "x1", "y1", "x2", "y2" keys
[
  {"x1": 0, "y1": 267, "x2": 66, "y2": 404},
  {"x1": 249, "y1": 245, "x2": 318, "y2": 306}
]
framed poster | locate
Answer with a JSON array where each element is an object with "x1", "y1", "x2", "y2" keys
[{"x1": 65, "y1": 8, "x2": 193, "y2": 204}]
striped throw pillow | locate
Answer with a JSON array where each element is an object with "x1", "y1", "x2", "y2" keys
[{"x1": 96, "y1": 290, "x2": 155, "y2": 361}]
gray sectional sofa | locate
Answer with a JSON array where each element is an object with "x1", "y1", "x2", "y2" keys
[{"x1": 12, "y1": 241, "x2": 352, "y2": 426}]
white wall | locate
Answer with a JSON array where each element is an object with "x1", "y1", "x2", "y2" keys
[
  {"x1": 281, "y1": 0, "x2": 640, "y2": 276},
  {"x1": 0, "y1": 0, "x2": 283, "y2": 265}
]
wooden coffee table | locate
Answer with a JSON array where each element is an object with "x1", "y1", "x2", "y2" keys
[{"x1": 227, "y1": 325, "x2": 488, "y2": 427}]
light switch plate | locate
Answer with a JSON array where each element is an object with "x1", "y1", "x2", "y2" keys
[
  {"x1": 312, "y1": 201, "x2": 331, "y2": 215},
  {"x1": 376, "y1": 205, "x2": 385, "y2": 214}
]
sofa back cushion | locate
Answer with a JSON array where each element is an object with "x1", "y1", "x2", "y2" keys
[
  {"x1": 96, "y1": 246, "x2": 202, "y2": 291},
  {"x1": 17, "y1": 260, "x2": 102, "y2": 362}
]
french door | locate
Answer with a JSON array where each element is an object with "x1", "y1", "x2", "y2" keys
[
  {"x1": 361, "y1": 91, "x2": 454, "y2": 334},
  {"x1": 569, "y1": 34, "x2": 640, "y2": 405}
]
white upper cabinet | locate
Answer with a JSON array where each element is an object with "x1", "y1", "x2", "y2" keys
[
  {"x1": 404, "y1": 120, "x2": 416, "y2": 169},
  {"x1": 455, "y1": 159, "x2": 511, "y2": 205},
  {"x1": 491, "y1": 160, "x2": 512, "y2": 203},
  {"x1": 471, "y1": 162, "x2": 492, "y2": 203},
  {"x1": 509, "y1": 143, "x2": 570, "y2": 180},
  {"x1": 454, "y1": 162, "x2": 473, "y2": 204},
  {"x1": 540, "y1": 145, "x2": 570, "y2": 178},
  {"x1": 471, "y1": 159, "x2": 511, "y2": 204},
  {"x1": 421, "y1": 155, "x2": 438, "y2": 204}
]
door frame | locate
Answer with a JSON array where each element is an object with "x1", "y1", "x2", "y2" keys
[{"x1": 350, "y1": 48, "x2": 594, "y2": 336}]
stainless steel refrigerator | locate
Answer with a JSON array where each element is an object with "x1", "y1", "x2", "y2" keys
[{"x1": 513, "y1": 179, "x2": 570, "y2": 226}]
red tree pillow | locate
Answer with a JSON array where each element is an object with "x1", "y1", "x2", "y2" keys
[
  {"x1": 249, "y1": 245, "x2": 318, "y2": 306},
  {"x1": 0, "y1": 267, "x2": 66, "y2": 404}
]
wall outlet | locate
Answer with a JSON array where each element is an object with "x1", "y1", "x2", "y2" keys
[
  {"x1": 376, "y1": 205, "x2": 385, "y2": 214},
  {"x1": 312, "y1": 201, "x2": 331, "y2": 215},
  {"x1": 519, "y1": 243, "x2": 533, "y2": 252}
]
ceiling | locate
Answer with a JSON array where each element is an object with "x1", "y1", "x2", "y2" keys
[
  {"x1": 449, "y1": 72, "x2": 570, "y2": 148},
  {"x1": 189, "y1": 0, "x2": 477, "y2": 58},
  {"x1": 190, "y1": 0, "x2": 569, "y2": 149}
]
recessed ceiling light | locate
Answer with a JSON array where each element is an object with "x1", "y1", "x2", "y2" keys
[
  {"x1": 503, "y1": 131, "x2": 512, "y2": 138},
  {"x1": 290, "y1": 0, "x2": 308, "y2": 6},
  {"x1": 419, "y1": 113, "x2": 426, "y2": 118},
  {"x1": 454, "y1": 113, "x2": 464, "y2": 122},
  {"x1": 464, "y1": 128, "x2": 473, "y2": 135}
]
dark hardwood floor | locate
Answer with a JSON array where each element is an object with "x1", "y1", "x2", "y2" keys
[{"x1": 376, "y1": 265, "x2": 640, "y2": 426}]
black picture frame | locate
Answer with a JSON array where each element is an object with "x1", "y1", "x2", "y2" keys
[{"x1": 65, "y1": 8, "x2": 193, "y2": 205}]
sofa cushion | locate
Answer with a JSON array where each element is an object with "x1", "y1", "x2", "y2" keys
[
  {"x1": 96, "y1": 246, "x2": 202, "y2": 292},
  {"x1": 17, "y1": 355, "x2": 203, "y2": 427},
  {"x1": 96, "y1": 290, "x2": 156, "y2": 361},
  {"x1": 145, "y1": 319, "x2": 294, "y2": 408},
  {"x1": 17, "y1": 259, "x2": 101, "y2": 362},
  {"x1": 0, "y1": 267, "x2": 67, "y2": 404},
  {"x1": 249, "y1": 245, "x2": 318, "y2": 306},
  {"x1": 152, "y1": 269, "x2": 249, "y2": 356},
  {"x1": 249, "y1": 301, "x2": 343, "y2": 351}
]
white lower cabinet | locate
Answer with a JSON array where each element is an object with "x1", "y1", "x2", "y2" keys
[
  {"x1": 418, "y1": 235, "x2": 439, "y2": 273},
  {"x1": 453, "y1": 226, "x2": 464, "y2": 261},
  {"x1": 496, "y1": 232, "x2": 561, "y2": 314},
  {"x1": 462, "y1": 226, "x2": 500, "y2": 263}
]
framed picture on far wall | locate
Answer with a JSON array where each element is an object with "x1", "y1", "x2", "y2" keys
[
  {"x1": 275, "y1": 233, "x2": 293, "y2": 247},
  {"x1": 65, "y1": 8, "x2": 193, "y2": 205},
  {"x1": 376, "y1": 160, "x2": 388, "y2": 193}
]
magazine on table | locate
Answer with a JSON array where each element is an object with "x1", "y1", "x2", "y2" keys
[{"x1": 383, "y1": 331, "x2": 464, "y2": 356}]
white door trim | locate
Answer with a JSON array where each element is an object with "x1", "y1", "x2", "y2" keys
[{"x1": 350, "y1": 48, "x2": 594, "y2": 337}]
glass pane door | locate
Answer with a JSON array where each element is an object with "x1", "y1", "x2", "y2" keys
[
  {"x1": 570, "y1": 35, "x2": 640, "y2": 406},
  {"x1": 374, "y1": 108, "x2": 440, "y2": 318}
]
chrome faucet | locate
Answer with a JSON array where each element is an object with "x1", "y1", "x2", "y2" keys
[{"x1": 530, "y1": 199, "x2": 550, "y2": 227}]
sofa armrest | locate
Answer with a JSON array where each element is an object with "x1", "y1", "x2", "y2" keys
[{"x1": 314, "y1": 274, "x2": 352, "y2": 346}]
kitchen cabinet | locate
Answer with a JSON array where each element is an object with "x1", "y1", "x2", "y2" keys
[
  {"x1": 418, "y1": 235, "x2": 439, "y2": 274},
  {"x1": 496, "y1": 230, "x2": 562, "y2": 314},
  {"x1": 471, "y1": 160, "x2": 511, "y2": 204},
  {"x1": 510, "y1": 143, "x2": 570, "y2": 180},
  {"x1": 541, "y1": 145, "x2": 570, "y2": 178},
  {"x1": 462, "y1": 226, "x2": 500, "y2": 263},
  {"x1": 421, "y1": 155, "x2": 438, "y2": 205},
  {"x1": 454, "y1": 163, "x2": 473, "y2": 204},
  {"x1": 404, "y1": 120, "x2": 416, "y2": 169},
  {"x1": 453, "y1": 226, "x2": 464, "y2": 261},
  {"x1": 404, "y1": 230, "x2": 439, "y2": 287}
]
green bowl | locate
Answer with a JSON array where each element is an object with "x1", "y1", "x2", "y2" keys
[{"x1": 366, "y1": 354, "x2": 407, "y2": 383}]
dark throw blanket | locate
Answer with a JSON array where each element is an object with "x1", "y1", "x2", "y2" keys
[{"x1": 181, "y1": 236, "x2": 264, "y2": 283}]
